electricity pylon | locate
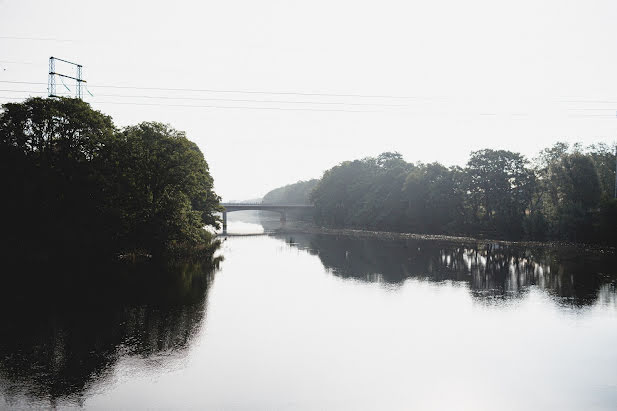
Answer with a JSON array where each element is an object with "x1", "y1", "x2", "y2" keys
[{"x1": 48, "y1": 56, "x2": 86, "y2": 99}]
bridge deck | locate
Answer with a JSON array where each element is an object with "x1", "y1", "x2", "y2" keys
[{"x1": 221, "y1": 203, "x2": 313, "y2": 211}]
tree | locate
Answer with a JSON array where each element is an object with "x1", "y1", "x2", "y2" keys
[
  {"x1": 0, "y1": 96, "x2": 115, "y2": 159},
  {"x1": 310, "y1": 153, "x2": 412, "y2": 229},
  {"x1": 0, "y1": 98, "x2": 220, "y2": 261},
  {"x1": 0, "y1": 97, "x2": 116, "y2": 260},
  {"x1": 547, "y1": 152, "x2": 601, "y2": 241},
  {"x1": 403, "y1": 163, "x2": 464, "y2": 234},
  {"x1": 465, "y1": 149, "x2": 533, "y2": 238},
  {"x1": 262, "y1": 179, "x2": 319, "y2": 204},
  {"x1": 311, "y1": 159, "x2": 376, "y2": 227},
  {"x1": 102, "y1": 122, "x2": 221, "y2": 254},
  {"x1": 586, "y1": 143, "x2": 616, "y2": 199},
  {"x1": 289, "y1": 144, "x2": 613, "y2": 244},
  {"x1": 351, "y1": 152, "x2": 412, "y2": 230}
]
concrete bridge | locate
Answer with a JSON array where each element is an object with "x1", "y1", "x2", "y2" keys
[{"x1": 220, "y1": 202, "x2": 314, "y2": 232}]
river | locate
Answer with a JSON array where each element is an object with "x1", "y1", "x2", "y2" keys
[{"x1": 1, "y1": 211, "x2": 616, "y2": 410}]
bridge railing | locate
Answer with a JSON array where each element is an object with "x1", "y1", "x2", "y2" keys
[{"x1": 220, "y1": 202, "x2": 313, "y2": 207}]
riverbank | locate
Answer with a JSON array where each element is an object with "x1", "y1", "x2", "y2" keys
[{"x1": 274, "y1": 220, "x2": 616, "y2": 254}]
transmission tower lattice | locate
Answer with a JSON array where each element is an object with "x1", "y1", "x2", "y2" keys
[{"x1": 48, "y1": 56, "x2": 86, "y2": 99}]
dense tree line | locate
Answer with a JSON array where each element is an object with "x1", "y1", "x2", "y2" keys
[
  {"x1": 262, "y1": 179, "x2": 319, "y2": 204},
  {"x1": 309, "y1": 147, "x2": 617, "y2": 244},
  {"x1": 0, "y1": 97, "x2": 221, "y2": 262}
]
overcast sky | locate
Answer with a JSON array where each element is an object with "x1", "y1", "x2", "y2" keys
[{"x1": 1, "y1": 0, "x2": 616, "y2": 200}]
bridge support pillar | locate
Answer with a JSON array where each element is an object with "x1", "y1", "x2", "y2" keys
[
  {"x1": 280, "y1": 211, "x2": 286, "y2": 225},
  {"x1": 222, "y1": 211, "x2": 227, "y2": 234}
]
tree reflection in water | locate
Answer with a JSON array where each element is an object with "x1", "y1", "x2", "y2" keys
[
  {"x1": 2, "y1": 233, "x2": 616, "y2": 408},
  {"x1": 277, "y1": 233, "x2": 617, "y2": 307},
  {"x1": 0, "y1": 256, "x2": 221, "y2": 408}
]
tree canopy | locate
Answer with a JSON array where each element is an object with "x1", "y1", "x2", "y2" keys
[
  {"x1": 0, "y1": 97, "x2": 221, "y2": 262},
  {"x1": 262, "y1": 179, "x2": 318, "y2": 204},
  {"x1": 309, "y1": 144, "x2": 617, "y2": 244}
]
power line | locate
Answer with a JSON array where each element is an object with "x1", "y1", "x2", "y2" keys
[
  {"x1": 0, "y1": 96, "x2": 382, "y2": 113},
  {"x1": 94, "y1": 100, "x2": 384, "y2": 113},
  {"x1": 0, "y1": 88, "x2": 409, "y2": 107},
  {"x1": 89, "y1": 93, "x2": 409, "y2": 107},
  {"x1": 0, "y1": 80, "x2": 435, "y2": 100},
  {"x1": 0, "y1": 60, "x2": 38, "y2": 65},
  {"x1": 1, "y1": 94, "x2": 615, "y2": 118},
  {"x1": 0, "y1": 81, "x2": 615, "y2": 117},
  {"x1": 562, "y1": 100, "x2": 617, "y2": 104},
  {"x1": 568, "y1": 108, "x2": 617, "y2": 111},
  {"x1": 84, "y1": 84, "x2": 437, "y2": 100},
  {"x1": 0, "y1": 89, "x2": 72, "y2": 94},
  {"x1": 2, "y1": 80, "x2": 617, "y2": 110},
  {"x1": 1, "y1": 81, "x2": 616, "y2": 105},
  {"x1": 0, "y1": 81, "x2": 48, "y2": 86},
  {"x1": 0, "y1": 35, "x2": 74, "y2": 42}
]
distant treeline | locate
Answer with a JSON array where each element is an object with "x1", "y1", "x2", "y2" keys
[
  {"x1": 269, "y1": 147, "x2": 617, "y2": 244},
  {"x1": 0, "y1": 97, "x2": 221, "y2": 263},
  {"x1": 262, "y1": 179, "x2": 319, "y2": 204}
]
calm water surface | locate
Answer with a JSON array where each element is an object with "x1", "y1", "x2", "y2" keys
[{"x1": 1, "y1": 213, "x2": 617, "y2": 410}]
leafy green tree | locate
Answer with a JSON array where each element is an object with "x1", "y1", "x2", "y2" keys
[
  {"x1": 101, "y1": 122, "x2": 221, "y2": 254},
  {"x1": 586, "y1": 143, "x2": 616, "y2": 199},
  {"x1": 311, "y1": 158, "x2": 376, "y2": 227},
  {"x1": 350, "y1": 152, "x2": 412, "y2": 230},
  {"x1": 595, "y1": 198, "x2": 617, "y2": 244},
  {"x1": 0, "y1": 97, "x2": 116, "y2": 260},
  {"x1": 549, "y1": 152, "x2": 601, "y2": 209},
  {"x1": 310, "y1": 153, "x2": 412, "y2": 229},
  {"x1": 547, "y1": 152, "x2": 601, "y2": 241},
  {"x1": 465, "y1": 149, "x2": 533, "y2": 238},
  {"x1": 0, "y1": 98, "x2": 220, "y2": 262},
  {"x1": 403, "y1": 163, "x2": 464, "y2": 234},
  {"x1": 262, "y1": 179, "x2": 319, "y2": 204},
  {"x1": 0, "y1": 96, "x2": 115, "y2": 159},
  {"x1": 293, "y1": 143, "x2": 614, "y2": 244},
  {"x1": 376, "y1": 151, "x2": 405, "y2": 169},
  {"x1": 586, "y1": 143, "x2": 617, "y2": 244}
]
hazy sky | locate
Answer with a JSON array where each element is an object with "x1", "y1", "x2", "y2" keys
[{"x1": 1, "y1": 0, "x2": 616, "y2": 200}]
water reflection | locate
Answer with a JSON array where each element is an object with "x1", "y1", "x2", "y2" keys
[
  {"x1": 1, "y1": 231, "x2": 615, "y2": 409},
  {"x1": 0, "y1": 258, "x2": 220, "y2": 408},
  {"x1": 276, "y1": 233, "x2": 617, "y2": 307}
]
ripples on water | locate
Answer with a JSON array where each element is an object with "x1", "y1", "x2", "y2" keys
[{"x1": 1, "y1": 214, "x2": 616, "y2": 409}]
